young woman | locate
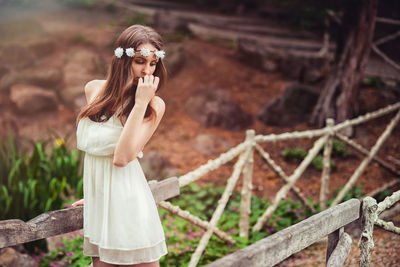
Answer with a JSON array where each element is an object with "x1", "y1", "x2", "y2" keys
[{"x1": 72, "y1": 25, "x2": 168, "y2": 267}]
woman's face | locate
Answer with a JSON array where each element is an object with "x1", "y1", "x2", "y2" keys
[{"x1": 131, "y1": 43, "x2": 159, "y2": 84}]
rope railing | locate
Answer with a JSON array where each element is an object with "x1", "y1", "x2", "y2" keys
[
  {"x1": 158, "y1": 101, "x2": 400, "y2": 266},
  {"x1": 253, "y1": 102, "x2": 400, "y2": 144},
  {"x1": 178, "y1": 140, "x2": 251, "y2": 187},
  {"x1": 331, "y1": 109, "x2": 400, "y2": 206}
]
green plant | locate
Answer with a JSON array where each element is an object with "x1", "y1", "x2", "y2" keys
[
  {"x1": 38, "y1": 231, "x2": 91, "y2": 267},
  {"x1": 331, "y1": 139, "x2": 351, "y2": 158},
  {"x1": 327, "y1": 185, "x2": 364, "y2": 207},
  {"x1": 311, "y1": 155, "x2": 336, "y2": 171},
  {"x1": 362, "y1": 76, "x2": 386, "y2": 89},
  {"x1": 0, "y1": 132, "x2": 83, "y2": 222},
  {"x1": 281, "y1": 147, "x2": 335, "y2": 171},
  {"x1": 376, "y1": 189, "x2": 392, "y2": 203},
  {"x1": 281, "y1": 147, "x2": 308, "y2": 161}
]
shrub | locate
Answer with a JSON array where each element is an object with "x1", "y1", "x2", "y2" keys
[
  {"x1": 281, "y1": 147, "x2": 335, "y2": 171},
  {"x1": 0, "y1": 132, "x2": 83, "y2": 221}
]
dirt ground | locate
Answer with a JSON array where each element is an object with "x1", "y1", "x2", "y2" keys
[{"x1": 0, "y1": 2, "x2": 399, "y2": 266}]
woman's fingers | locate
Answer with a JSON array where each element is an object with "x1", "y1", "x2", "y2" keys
[
  {"x1": 153, "y1": 76, "x2": 160, "y2": 90},
  {"x1": 72, "y1": 199, "x2": 84, "y2": 207}
]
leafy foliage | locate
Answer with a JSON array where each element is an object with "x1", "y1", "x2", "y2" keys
[
  {"x1": 375, "y1": 189, "x2": 392, "y2": 203},
  {"x1": 0, "y1": 133, "x2": 83, "y2": 221},
  {"x1": 327, "y1": 184, "x2": 364, "y2": 207},
  {"x1": 281, "y1": 138, "x2": 350, "y2": 171},
  {"x1": 362, "y1": 76, "x2": 386, "y2": 89},
  {"x1": 38, "y1": 231, "x2": 91, "y2": 267}
]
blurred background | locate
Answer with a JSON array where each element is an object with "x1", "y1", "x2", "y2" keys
[{"x1": 0, "y1": 0, "x2": 399, "y2": 266}]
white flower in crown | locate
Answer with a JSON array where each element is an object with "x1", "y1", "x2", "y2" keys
[
  {"x1": 154, "y1": 50, "x2": 165, "y2": 59},
  {"x1": 140, "y1": 47, "x2": 151, "y2": 57},
  {"x1": 125, "y1": 48, "x2": 135, "y2": 57},
  {"x1": 114, "y1": 47, "x2": 124, "y2": 58}
]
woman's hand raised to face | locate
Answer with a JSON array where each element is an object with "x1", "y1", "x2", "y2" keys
[{"x1": 135, "y1": 75, "x2": 159, "y2": 106}]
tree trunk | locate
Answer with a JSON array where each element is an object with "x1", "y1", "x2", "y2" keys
[{"x1": 310, "y1": 0, "x2": 379, "y2": 127}]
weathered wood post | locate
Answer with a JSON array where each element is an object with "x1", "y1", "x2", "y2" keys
[
  {"x1": 320, "y1": 118, "x2": 334, "y2": 210},
  {"x1": 239, "y1": 129, "x2": 255, "y2": 238},
  {"x1": 359, "y1": 196, "x2": 378, "y2": 267},
  {"x1": 326, "y1": 227, "x2": 353, "y2": 266}
]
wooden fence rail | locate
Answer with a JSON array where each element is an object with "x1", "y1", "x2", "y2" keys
[
  {"x1": 205, "y1": 199, "x2": 360, "y2": 267},
  {"x1": 0, "y1": 177, "x2": 180, "y2": 249}
]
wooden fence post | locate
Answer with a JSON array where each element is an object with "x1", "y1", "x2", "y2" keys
[
  {"x1": 326, "y1": 230, "x2": 352, "y2": 266},
  {"x1": 320, "y1": 118, "x2": 334, "y2": 210},
  {"x1": 326, "y1": 226, "x2": 343, "y2": 263},
  {"x1": 239, "y1": 129, "x2": 255, "y2": 238},
  {"x1": 359, "y1": 197, "x2": 378, "y2": 267}
]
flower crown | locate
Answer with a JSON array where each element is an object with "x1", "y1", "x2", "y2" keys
[{"x1": 114, "y1": 47, "x2": 165, "y2": 59}]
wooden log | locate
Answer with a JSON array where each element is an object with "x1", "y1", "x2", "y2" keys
[
  {"x1": 253, "y1": 135, "x2": 327, "y2": 232},
  {"x1": 158, "y1": 201, "x2": 235, "y2": 245},
  {"x1": 0, "y1": 177, "x2": 180, "y2": 248},
  {"x1": 376, "y1": 189, "x2": 400, "y2": 215},
  {"x1": 332, "y1": 110, "x2": 400, "y2": 206},
  {"x1": 205, "y1": 199, "x2": 360, "y2": 267},
  {"x1": 326, "y1": 227, "x2": 343, "y2": 263},
  {"x1": 375, "y1": 218, "x2": 400, "y2": 234},
  {"x1": 364, "y1": 179, "x2": 400, "y2": 200},
  {"x1": 320, "y1": 118, "x2": 334, "y2": 210},
  {"x1": 335, "y1": 132, "x2": 400, "y2": 177},
  {"x1": 254, "y1": 144, "x2": 315, "y2": 213},
  {"x1": 239, "y1": 130, "x2": 255, "y2": 239},
  {"x1": 253, "y1": 101, "x2": 400, "y2": 144},
  {"x1": 331, "y1": 102, "x2": 400, "y2": 133},
  {"x1": 379, "y1": 202, "x2": 400, "y2": 221},
  {"x1": 189, "y1": 147, "x2": 252, "y2": 267},
  {"x1": 188, "y1": 23, "x2": 326, "y2": 52},
  {"x1": 359, "y1": 197, "x2": 378, "y2": 267},
  {"x1": 327, "y1": 232, "x2": 352, "y2": 267},
  {"x1": 376, "y1": 17, "x2": 400, "y2": 25},
  {"x1": 178, "y1": 140, "x2": 249, "y2": 187},
  {"x1": 149, "y1": 176, "x2": 180, "y2": 203},
  {"x1": 0, "y1": 208, "x2": 83, "y2": 250}
]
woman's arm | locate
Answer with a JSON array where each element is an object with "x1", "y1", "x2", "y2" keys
[{"x1": 113, "y1": 76, "x2": 165, "y2": 167}]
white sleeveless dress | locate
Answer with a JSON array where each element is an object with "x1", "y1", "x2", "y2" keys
[{"x1": 76, "y1": 112, "x2": 168, "y2": 265}]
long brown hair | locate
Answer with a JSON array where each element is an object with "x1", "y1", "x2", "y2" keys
[{"x1": 76, "y1": 25, "x2": 167, "y2": 125}]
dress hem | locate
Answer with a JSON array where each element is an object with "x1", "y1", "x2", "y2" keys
[
  {"x1": 83, "y1": 235, "x2": 166, "y2": 251},
  {"x1": 84, "y1": 251, "x2": 168, "y2": 265},
  {"x1": 83, "y1": 236, "x2": 168, "y2": 265}
]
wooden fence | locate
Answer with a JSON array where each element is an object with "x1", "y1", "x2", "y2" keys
[
  {"x1": 166, "y1": 101, "x2": 400, "y2": 266},
  {"x1": 205, "y1": 199, "x2": 360, "y2": 267},
  {"x1": 0, "y1": 177, "x2": 180, "y2": 248},
  {"x1": 1, "y1": 103, "x2": 399, "y2": 266}
]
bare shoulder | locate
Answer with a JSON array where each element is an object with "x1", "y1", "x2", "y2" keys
[
  {"x1": 84, "y1": 79, "x2": 106, "y2": 104},
  {"x1": 152, "y1": 96, "x2": 165, "y2": 116}
]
